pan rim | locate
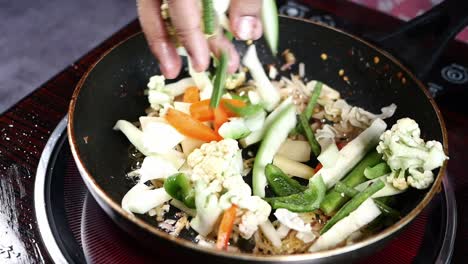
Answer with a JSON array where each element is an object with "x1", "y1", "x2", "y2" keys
[{"x1": 67, "y1": 15, "x2": 448, "y2": 262}]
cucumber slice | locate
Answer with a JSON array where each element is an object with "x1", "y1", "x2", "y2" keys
[
  {"x1": 252, "y1": 103, "x2": 297, "y2": 197},
  {"x1": 262, "y1": 0, "x2": 279, "y2": 55},
  {"x1": 317, "y1": 119, "x2": 387, "y2": 189},
  {"x1": 244, "y1": 109, "x2": 266, "y2": 132},
  {"x1": 242, "y1": 44, "x2": 281, "y2": 111},
  {"x1": 355, "y1": 175, "x2": 405, "y2": 198},
  {"x1": 317, "y1": 143, "x2": 340, "y2": 168},
  {"x1": 218, "y1": 118, "x2": 251, "y2": 139},
  {"x1": 240, "y1": 97, "x2": 292, "y2": 147}
]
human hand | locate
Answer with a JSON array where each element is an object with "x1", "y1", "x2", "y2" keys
[{"x1": 137, "y1": 0, "x2": 263, "y2": 79}]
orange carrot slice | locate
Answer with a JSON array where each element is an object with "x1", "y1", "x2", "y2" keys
[
  {"x1": 190, "y1": 99, "x2": 246, "y2": 121},
  {"x1": 165, "y1": 108, "x2": 221, "y2": 142},
  {"x1": 190, "y1": 99, "x2": 213, "y2": 121},
  {"x1": 216, "y1": 204, "x2": 238, "y2": 250},
  {"x1": 220, "y1": 99, "x2": 246, "y2": 117},
  {"x1": 183, "y1": 86, "x2": 200, "y2": 103},
  {"x1": 214, "y1": 107, "x2": 229, "y2": 133}
]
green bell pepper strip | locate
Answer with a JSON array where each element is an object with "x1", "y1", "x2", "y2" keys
[
  {"x1": 265, "y1": 175, "x2": 326, "y2": 212},
  {"x1": 320, "y1": 150, "x2": 382, "y2": 215},
  {"x1": 320, "y1": 179, "x2": 385, "y2": 234},
  {"x1": 364, "y1": 162, "x2": 391, "y2": 179},
  {"x1": 299, "y1": 113, "x2": 321, "y2": 157},
  {"x1": 265, "y1": 164, "x2": 306, "y2": 196},
  {"x1": 223, "y1": 101, "x2": 263, "y2": 117},
  {"x1": 229, "y1": 93, "x2": 249, "y2": 102},
  {"x1": 210, "y1": 51, "x2": 229, "y2": 108},
  {"x1": 164, "y1": 173, "x2": 196, "y2": 209}
]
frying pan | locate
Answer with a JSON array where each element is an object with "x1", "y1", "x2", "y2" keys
[{"x1": 68, "y1": 1, "x2": 466, "y2": 263}]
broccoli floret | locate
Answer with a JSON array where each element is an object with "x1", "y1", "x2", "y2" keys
[{"x1": 376, "y1": 118, "x2": 447, "y2": 190}]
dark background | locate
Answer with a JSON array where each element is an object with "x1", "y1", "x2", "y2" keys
[{"x1": 0, "y1": 0, "x2": 136, "y2": 113}]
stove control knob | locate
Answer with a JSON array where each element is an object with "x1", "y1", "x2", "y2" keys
[{"x1": 441, "y1": 64, "x2": 468, "y2": 84}]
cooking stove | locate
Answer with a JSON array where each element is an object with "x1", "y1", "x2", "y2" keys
[
  {"x1": 30, "y1": 1, "x2": 465, "y2": 263},
  {"x1": 35, "y1": 118, "x2": 456, "y2": 264}
]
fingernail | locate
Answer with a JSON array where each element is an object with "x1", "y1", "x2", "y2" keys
[{"x1": 236, "y1": 16, "x2": 257, "y2": 40}]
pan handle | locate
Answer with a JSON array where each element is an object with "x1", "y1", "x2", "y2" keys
[{"x1": 373, "y1": 0, "x2": 468, "y2": 80}]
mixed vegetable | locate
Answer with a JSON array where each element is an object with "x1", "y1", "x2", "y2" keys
[{"x1": 113, "y1": 0, "x2": 448, "y2": 255}]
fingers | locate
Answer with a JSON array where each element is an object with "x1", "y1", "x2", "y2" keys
[
  {"x1": 208, "y1": 33, "x2": 239, "y2": 73},
  {"x1": 137, "y1": 0, "x2": 181, "y2": 79},
  {"x1": 167, "y1": 0, "x2": 210, "y2": 72},
  {"x1": 138, "y1": 0, "x2": 256, "y2": 78},
  {"x1": 229, "y1": 0, "x2": 263, "y2": 41}
]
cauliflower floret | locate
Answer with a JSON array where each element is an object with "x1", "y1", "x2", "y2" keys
[
  {"x1": 148, "y1": 91, "x2": 172, "y2": 109},
  {"x1": 147, "y1": 75, "x2": 165, "y2": 90},
  {"x1": 237, "y1": 197, "x2": 271, "y2": 239},
  {"x1": 219, "y1": 180, "x2": 271, "y2": 239},
  {"x1": 147, "y1": 75, "x2": 178, "y2": 110},
  {"x1": 425, "y1": 140, "x2": 447, "y2": 171},
  {"x1": 191, "y1": 181, "x2": 223, "y2": 236},
  {"x1": 187, "y1": 139, "x2": 240, "y2": 183},
  {"x1": 386, "y1": 170, "x2": 409, "y2": 190},
  {"x1": 377, "y1": 118, "x2": 448, "y2": 190},
  {"x1": 239, "y1": 211, "x2": 259, "y2": 239},
  {"x1": 407, "y1": 168, "x2": 434, "y2": 189},
  {"x1": 187, "y1": 139, "x2": 271, "y2": 238},
  {"x1": 222, "y1": 176, "x2": 252, "y2": 199}
]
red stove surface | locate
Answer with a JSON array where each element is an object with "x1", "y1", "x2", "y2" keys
[
  {"x1": 0, "y1": 0, "x2": 466, "y2": 263},
  {"x1": 48, "y1": 142, "x2": 429, "y2": 264}
]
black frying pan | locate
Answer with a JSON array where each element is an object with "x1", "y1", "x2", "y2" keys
[{"x1": 68, "y1": 1, "x2": 466, "y2": 263}]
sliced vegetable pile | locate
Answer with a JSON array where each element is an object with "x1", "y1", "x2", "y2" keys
[{"x1": 113, "y1": 0, "x2": 448, "y2": 255}]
